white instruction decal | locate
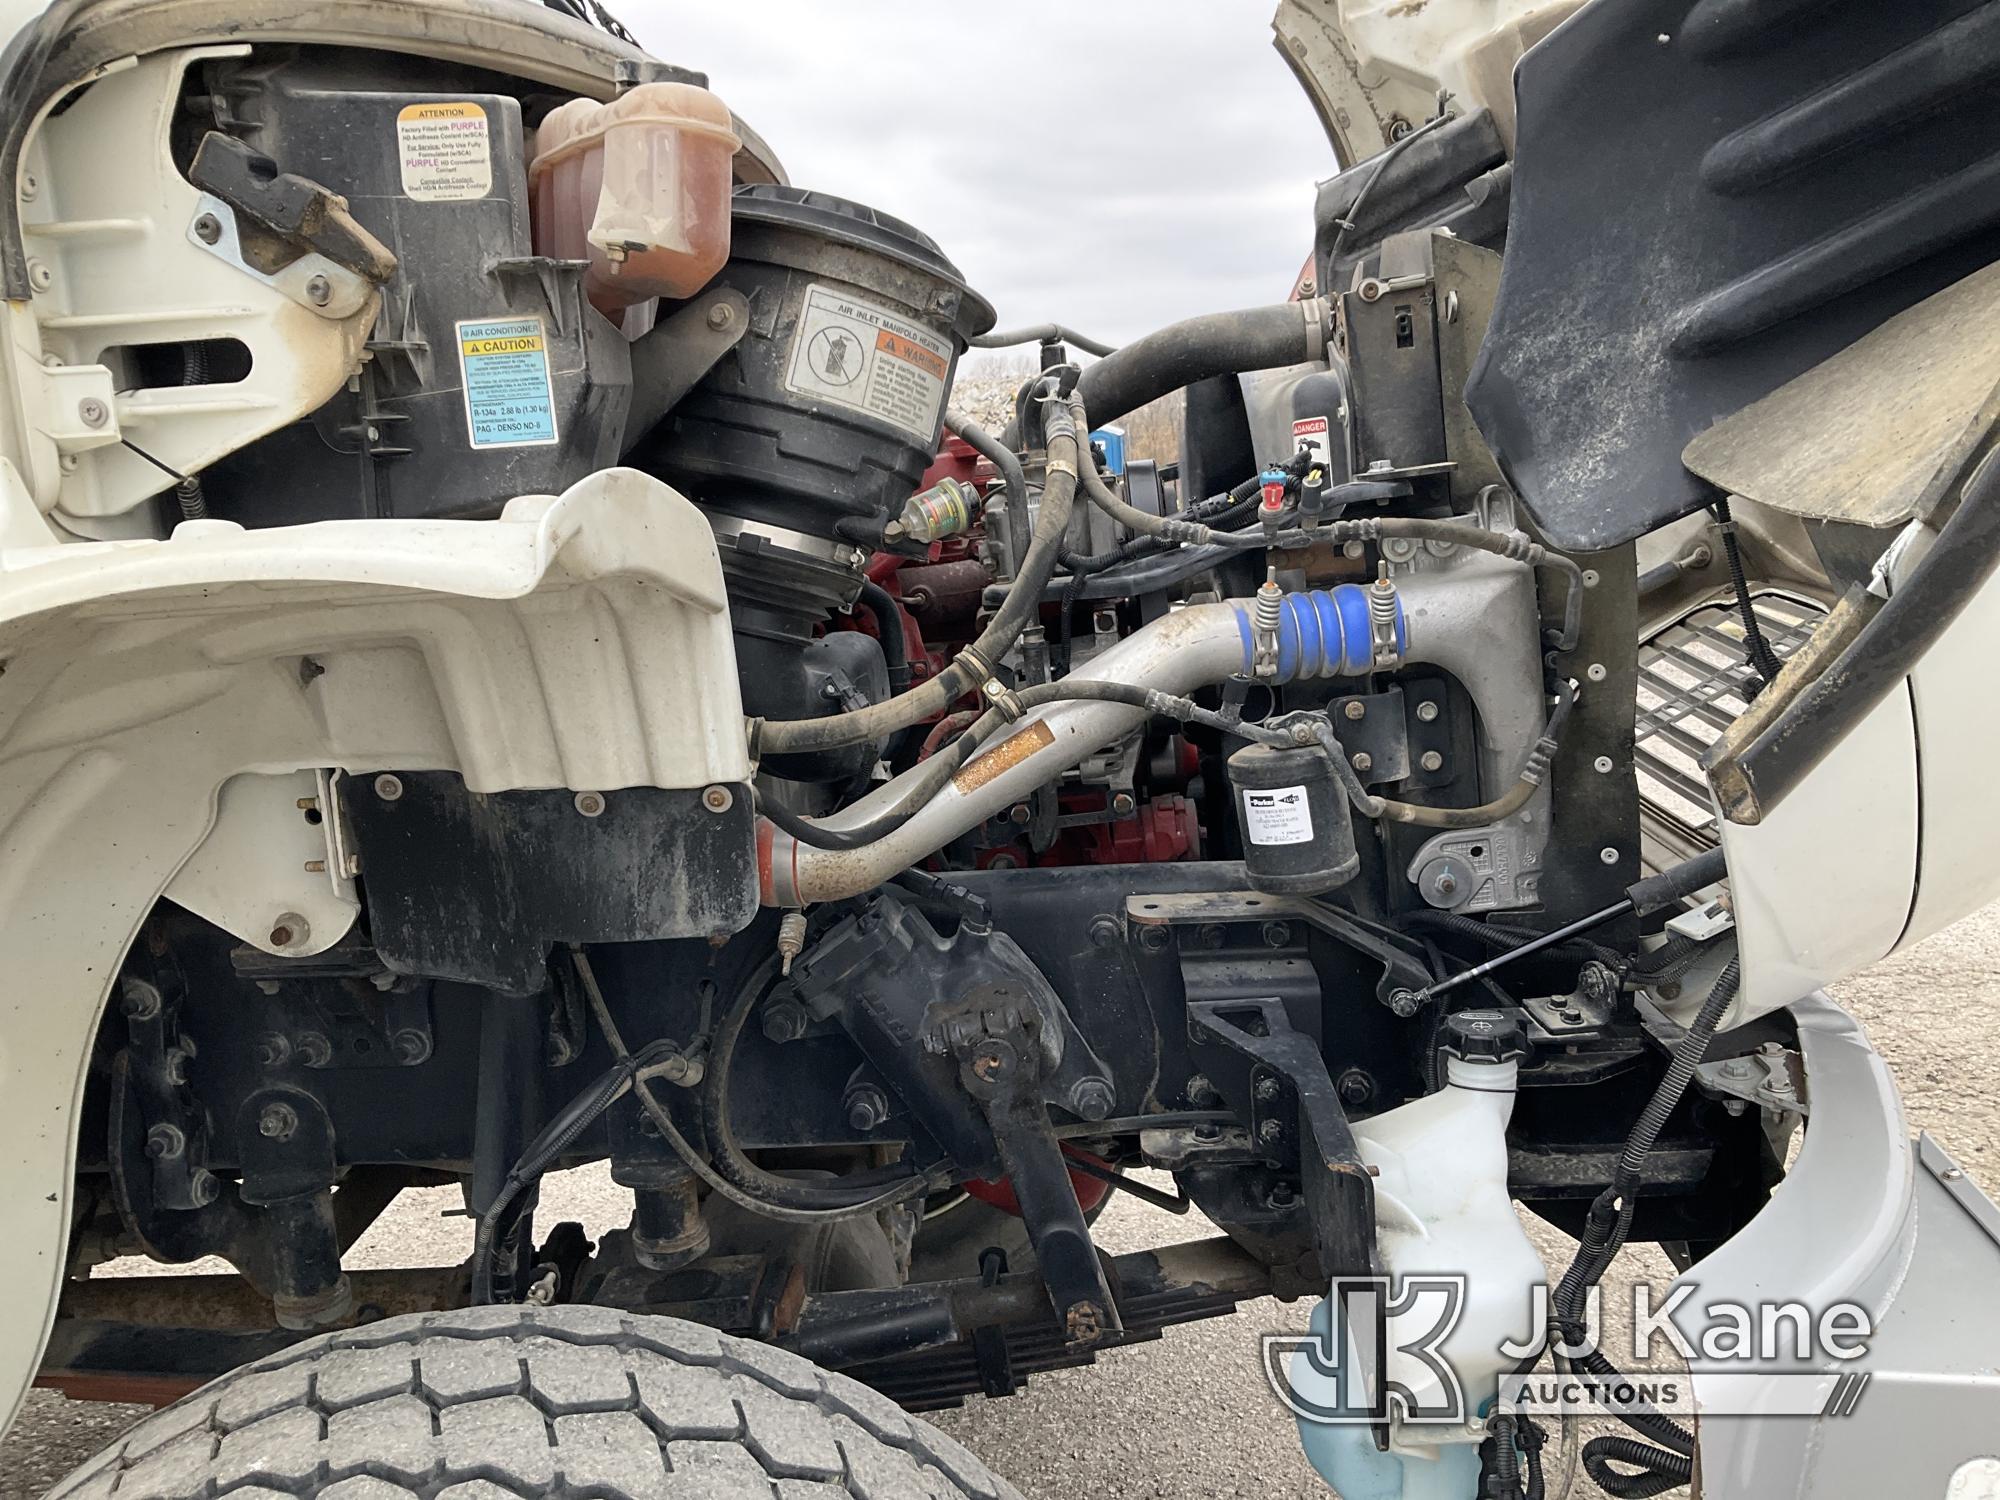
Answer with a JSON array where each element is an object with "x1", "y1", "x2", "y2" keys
[
  {"x1": 397, "y1": 101, "x2": 493, "y2": 202},
  {"x1": 1242, "y1": 785, "x2": 1314, "y2": 846},
  {"x1": 1291, "y1": 415, "x2": 1331, "y2": 471},
  {"x1": 784, "y1": 283, "x2": 952, "y2": 441},
  {"x1": 457, "y1": 317, "x2": 558, "y2": 449}
]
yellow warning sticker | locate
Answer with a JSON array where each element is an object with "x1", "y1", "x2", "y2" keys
[{"x1": 397, "y1": 101, "x2": 492, "y2": 202}]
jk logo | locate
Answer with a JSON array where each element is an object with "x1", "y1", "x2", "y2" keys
[{"x1": 1262, "y1": 1276, "x2": 1471, "y2": 1426}]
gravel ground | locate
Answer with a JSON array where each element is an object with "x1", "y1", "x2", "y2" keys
[{"x1": 9, "y1": 905, "x2": 1998, "y2": 1498}]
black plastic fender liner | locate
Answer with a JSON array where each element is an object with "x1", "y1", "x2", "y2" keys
[{"x1": 1465, "y1": 0, "x2": 2000, "y2": 552}]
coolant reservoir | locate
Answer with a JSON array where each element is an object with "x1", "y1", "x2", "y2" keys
[
  {"x1": 1290, "y1": 1011, "x2": 1546, "y2": 1500},
  {"x1": 529, "y1": 84, "x2": 740, "y2": 316}
]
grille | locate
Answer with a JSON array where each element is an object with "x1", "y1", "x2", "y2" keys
[{"x1": 1634, "y1": 593, "x2": 1824, "y2": 856}]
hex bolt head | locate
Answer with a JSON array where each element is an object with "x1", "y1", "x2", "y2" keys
[
  {"x1": 761, "y1": 999, "x2": 809, "y2": 1044},
  {"x1": 119, "y1": 978, "x2": 163, "y2": 1022},
  {"x1": 1257, "y1": 1118, "x2": 1284, "y2": 1144},
  {"x1": 297, "y1": 1031, "x2": 334, "y2": 1069},
  {"x1": 1007, "y1": 802, "x2": 1031, "y2": 825},
  {"x1": 845, "y1": 1085, "x2": 890, "y2": 1133},
  {"x1": 1415, "y1": 701, "x2": 1440, "y2": 723},
  {"x1": 1343, "y1": 700, "x2": 1366, "y2": 721},
  {"x1": 145, "y1": 1123, "x2": 185, "y2": 1161},
  {"x1": 573, "y1": 790, "x2": 607, "y2": 818},
  {"x1": 189, "y1": 1169, "x2": 221, "y2": 1207},
  {"x1": 706, "y1": 301, "x2": 736, "y2": 330},
  {"x1": 1388, "y1": 989, "x2": 1422, "y2": 1018},
  {"x1": 1087, "y1": 914, "x2": 1122, "y2": 949},
  {"x1": 1110, "y1": 791, "x2": 1136, "y2": 818},
  {"x1": 258, "y1": 1102, "x2": 299, "y2": 1140},
  {"x1": 374, "y1": 774, "x2": 404, "y2": 801},
  {"x1": 391, "y1": 1028, "x2": 432, "y2": 1066},
  {"x1": 77, "y1": 397, "x2": 109, "y2": 428},
  {"x1": 1184, "y1": 1073, "x2": 1218, "y2": 1106},
  {"x1": 1138, "y1": 924, "x2": 1171, "y2": 953},
  {"x1": 1253, "y1": 1076, "x2": 1281, "y2": 1103},
  {"x1": 701, "y1": 785, "x2": 733, "y2": 814},
  {"x1": 256, "y1": 1032, "x2": 292, "y2": 1068},
  {"x1": 1351, "y1": 752, "x2": 1373, "y2": 774},
  {"x1": 1069, "y1": 1077, "x2": 1115, "y2": 1121},
  {"x1": 304, "y1": 274, "x2": 332, "y2": 306},
  {"x1": 1336, "y1": 1068, "x2": 1375, "y2": 1107},
  {"x1": 1261, "y1": 921, "x2": 1292, "y2": 948},
  {"x1": 1419, "y1": 750, "x2": 1444, "y2": 772},
  {"x1": 193, "y1": 212, "x2": 222, "y2": 244},
  {"x1": 268, "y1": 913, "x2": 308, "y2": 950}
]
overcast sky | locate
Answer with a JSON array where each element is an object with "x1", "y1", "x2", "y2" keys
[{"x1": 618, "y1": 2, "x2": 1337, "y2": 352}]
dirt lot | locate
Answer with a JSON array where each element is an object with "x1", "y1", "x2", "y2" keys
[{"x1": 8, "y1": 909, "x2": 1998, "y2": 1498}]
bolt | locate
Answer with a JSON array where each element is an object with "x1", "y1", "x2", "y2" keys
[
  {"x1": 120, "y1": 978, "x2": 163, "y2": 1022},
  {"x1": 705, "y1": 301, "x2": 736, "y2": 330},
  {"x1": 193, "y1": 213, "x2": 222, "y2": 243},
  {"x1": 1599, "y1": 847, "x2": 1620, "y2": 866},
  {"x1": 1419, "y1": 750, "x2": 1444, "y2": 772},
  {"x1": 1561, "y1": 1007, "x2": 1585, "y2": 1025},
  {"x1": 1185, "y1": 1073, "x2": 1218, "y2": 1106},
  {"x1": 1415, "y1": 701, "x2": 1440, "y2": 723},
  {"x1": 1343, "y1": 700, "x2": 1366, "y2": 721},
  {"x1": 1138, "y1": 924, "x2": 1171, "y2": 953},
  {"x1": 702, "y1": 785, "x2": 733, "y2": 814},
  {"x1": 374, "y1": 774, "x2": 404, "y2": 801},
  {"x1": 78, "y1": 397, "x2": 108, "y2": 428},
  {"x1": 1267, "y1": 1181, "x2": 1299, "y2": 1209},
  {"x1": 1111, "y1": 791, "x2": 1136, "y2": 818},
  {"x1": 1253, "y1": 1076, "x2": 1281, "y2": 1103},
  {"x1": 1658, "y1": 981, "x2": 1683, "y2": 1001},
  {"x1": 1336, "y1": 1068, "x2": 1374, "y2": 1107},
  {"x1": 20, "y1": 172, "x2": 38, "y2": 201},
  {"x1": 1444, "y1": 289, "x2": 1460, "y2": 324},
  {"x1": 258, "y1": 1103, "x2": 299, "y2": 1140},
  {"x1": 189, "y1": 1170, "x2": 221, "y2": 1207},
  {"x1": 1261, "y1": 921, "x2": 1292, "y2": 948},
  {"x1": 1069, "y1": 1077, "x2": 1115, "y2": 1121},
  {"x1": 1352, "y1": 752, "x2": 1373, "y2": 774},
  {"x1": 1432, "y1": 870, "x2": 1459, "y2": 898},
  {"x1": 1594, "y1": 755, "x2": 1615, "y2": 774},
  {"x1": 1192, "y1": 1121, "x2": 1223, "y2": 1142},
  {"x1": 1579, "y1": 963, "x2": 1617, "y2": 1003},
  {"x1": 305, "y1": 274, "x2": 331, "y2": 306},
  {"x1": 1257, "y1": 1118, "x2": 1283, "y2": 1144},
  {"x1": 391, "y1": 1028, "x2": 431, "y2": 1066},
  {"x1": 256, "y1": 1033, "x2": 291, "y2": 1068},
  {"x1": 1723, "y1": 1098, "x2": 1748, "y2": 1116},
  {"x1": 1657, "y1": 31, "x2": 1672, "y2": 44},
  {"x1": 27, "y1": 259, "x2": 53, "y2": 292},
  {"x1": 1196, "y1": 923, "x2": 1226, "y2": 949},
  {"x1": 573, "y1": 790, "x2": 606, "y2": 818},
  {"x1": 1944, "y1": 1167, "x2": 1966, "y2": 1182},
  {"x1": 1388, "y1": 989, "x2": 1421, "y2": 1018},
  {"x1": 845, "y1": 1085, "x2": 889, "y2": 1133},
  {"x1": 762, "y1": 998, "x2": 810, "y2": 1044},
  {"x1": 145, "y1": 1124, "x2": 185, "y2": 1160},
  {"x1": 1007, "y1": 802, "x2": 1031, "y2": 825},
  {"x1": 269, "y1": 913, "x2": 308, "y2": 949},
  {"x1": 1358, "y1": 278, "x2": 1385, "y2": 303},
  {"x1": 164, "y1": 1045, "x2": 194, "y2": 1085},
  {"x1": 1087, "y1": 914, "x2": 1121, "y2": 949},
  {"x1": 297, "y1": 1031, "x2": 333, "y2": 1069}
]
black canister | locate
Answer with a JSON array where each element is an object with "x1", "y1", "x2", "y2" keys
[{"x1": 1229, "y1": 742, "x2": 1359, "y2": 894}]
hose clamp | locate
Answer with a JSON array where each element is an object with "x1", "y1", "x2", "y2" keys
[
  {"x1": 1045, "y1": 454, "x2": 1079, "y2": 480},
  {"x1": 1302, "y1": 297, "x2": 1330, "y2": 363},
  {"x1": 980, "y1": 677, "x2": 1026, "y2": 720}
]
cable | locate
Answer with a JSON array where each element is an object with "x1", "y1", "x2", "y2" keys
[
  {"x1": 1710, "y1": 494, "x2": 1783, "y2": 691},
  {"x1": 1581, "y1": 1437, "x2": 1692, "y2": 1498},
  {"x1": 571, "y1": 950, "x2": 942, "y2": 1225},
  {"x1": 971, "y1": 322, "x2": 1117, "y2": 358},
  {"x1": 755, "y1": 711, "x2": 998, "y2": 851}
]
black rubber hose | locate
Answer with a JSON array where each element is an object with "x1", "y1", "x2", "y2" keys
[
  {"x1": 972, "y1": 322, "x2": 1117, "y2": 358},
  {"x1": 1002, "y1": 300, "x2": 1328, "y2": 443},
  {"x1": 755, "y1": 399, "x2": 1078, "y2": 757},
  {"x1": 1711, "y1": 493, "x2": 1783, "y2": 689},
  {"x1": 949, "y1": 406, "x2": 1035, "y2": 588},
  {"x1": 856, "y1": 579, "x2": 911, "y2": 695},
  {"x1": 755, "y1": 711, "x2": 1000, "y2": 851},
  {"x1": 1582, "y1": 1436, "x2": 1693, "y2": 1498}
]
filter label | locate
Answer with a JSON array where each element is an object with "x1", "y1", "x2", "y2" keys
[
  {"x1": 397, "y1": 101, "x2": 493, "y2": 202},
  {"x1": 784, "y1": 283, "x2": 952, "y2": 442},
  {"x1": 456, "y1": 317, "x2": 558, "y2": 449},
  {"x1": 1243, "y1": 785, "x2": 1314, "y2": 846}
]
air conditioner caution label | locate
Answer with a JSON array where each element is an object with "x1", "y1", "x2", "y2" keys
[
  {"x1": 784, "y1": 283, "x2": 952, "y2": 441},
  {"x1": 1242, "y1": 785, "x2": 1314, "y2": 846},
  {"x1": 457, "y1": 318, "x2": 558, "y2": 449},
  {"x1": 397, "y1": 101, "x2": 493, "y2": 203}
]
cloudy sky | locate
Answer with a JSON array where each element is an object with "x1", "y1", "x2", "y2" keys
[{"x1": 617, "y1": 2, "x2": 1338, "y2": 352}]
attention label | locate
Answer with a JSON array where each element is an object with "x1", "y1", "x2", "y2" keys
[
  {"x1": 784, "y1": 283, "x2": 952, "y2": 441},
  {"x1": 457, "y1": 318, "x2": 558, "y2": 449},
  {"x1": 1243, "y1": 785, "x2": 1314, "y2": 846},
  {"x1": 397, "y1": 102, "x2": 493, "y2": 202}
]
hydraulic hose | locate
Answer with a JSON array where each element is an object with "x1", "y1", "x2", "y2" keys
[
  {"x1": 1327, "y1": 514, "x2": 1587, "y2": 652},
  {"x1": 755, "y1": 710, "x2": 1000, "y2": 851},
  {"x1": 1069, "y1": 396, "x2": 1217, "y2": 546},
  {"x1": 855, "y1": 579, "x2": 911, "y2": 695},
  {"x1": 948, "y1": 406, "x2": 1035, "y2": 588},
  {"x1": 754, "y1": 400, "x2": 1079, "y2": 757}
]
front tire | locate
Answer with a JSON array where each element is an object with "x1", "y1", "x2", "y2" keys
[{"x1": 46, "y1": 1305, "x2": 1020, "y2": 1499}]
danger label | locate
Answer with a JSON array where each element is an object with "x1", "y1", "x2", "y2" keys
[
  {"x1": 1291, "y1": 415, "x2": 1332, "y2": 471},
  {"x1": 784, "y1": 283, "x2": 953, "y2": 441},
  {"x1": 456, "y1": 317, "x2": 558, "y2": 449},
  {"x1": 1242, "y1": 785, "x2": 1314, "y2": 846},
  {"x1": 397, "y1": 101, "x2": 492, "y2": 202}
]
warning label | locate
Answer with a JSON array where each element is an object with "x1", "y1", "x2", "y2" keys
[
  {"x1": 1291, "y1": 415, "x2": 1332, "y2": 471},
  {"x1": 456, "y1": 317, "x2": 558, "y2": 449},
  {"x1": 1242, "y1": 785, "x2": 1314, "y2": 846},
  {"x1": 397, "y1": 101, "x2": 492, "y2": 202},
  {"x1": 783, "y1": 283, "x2": 953, "y2": 441}
]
